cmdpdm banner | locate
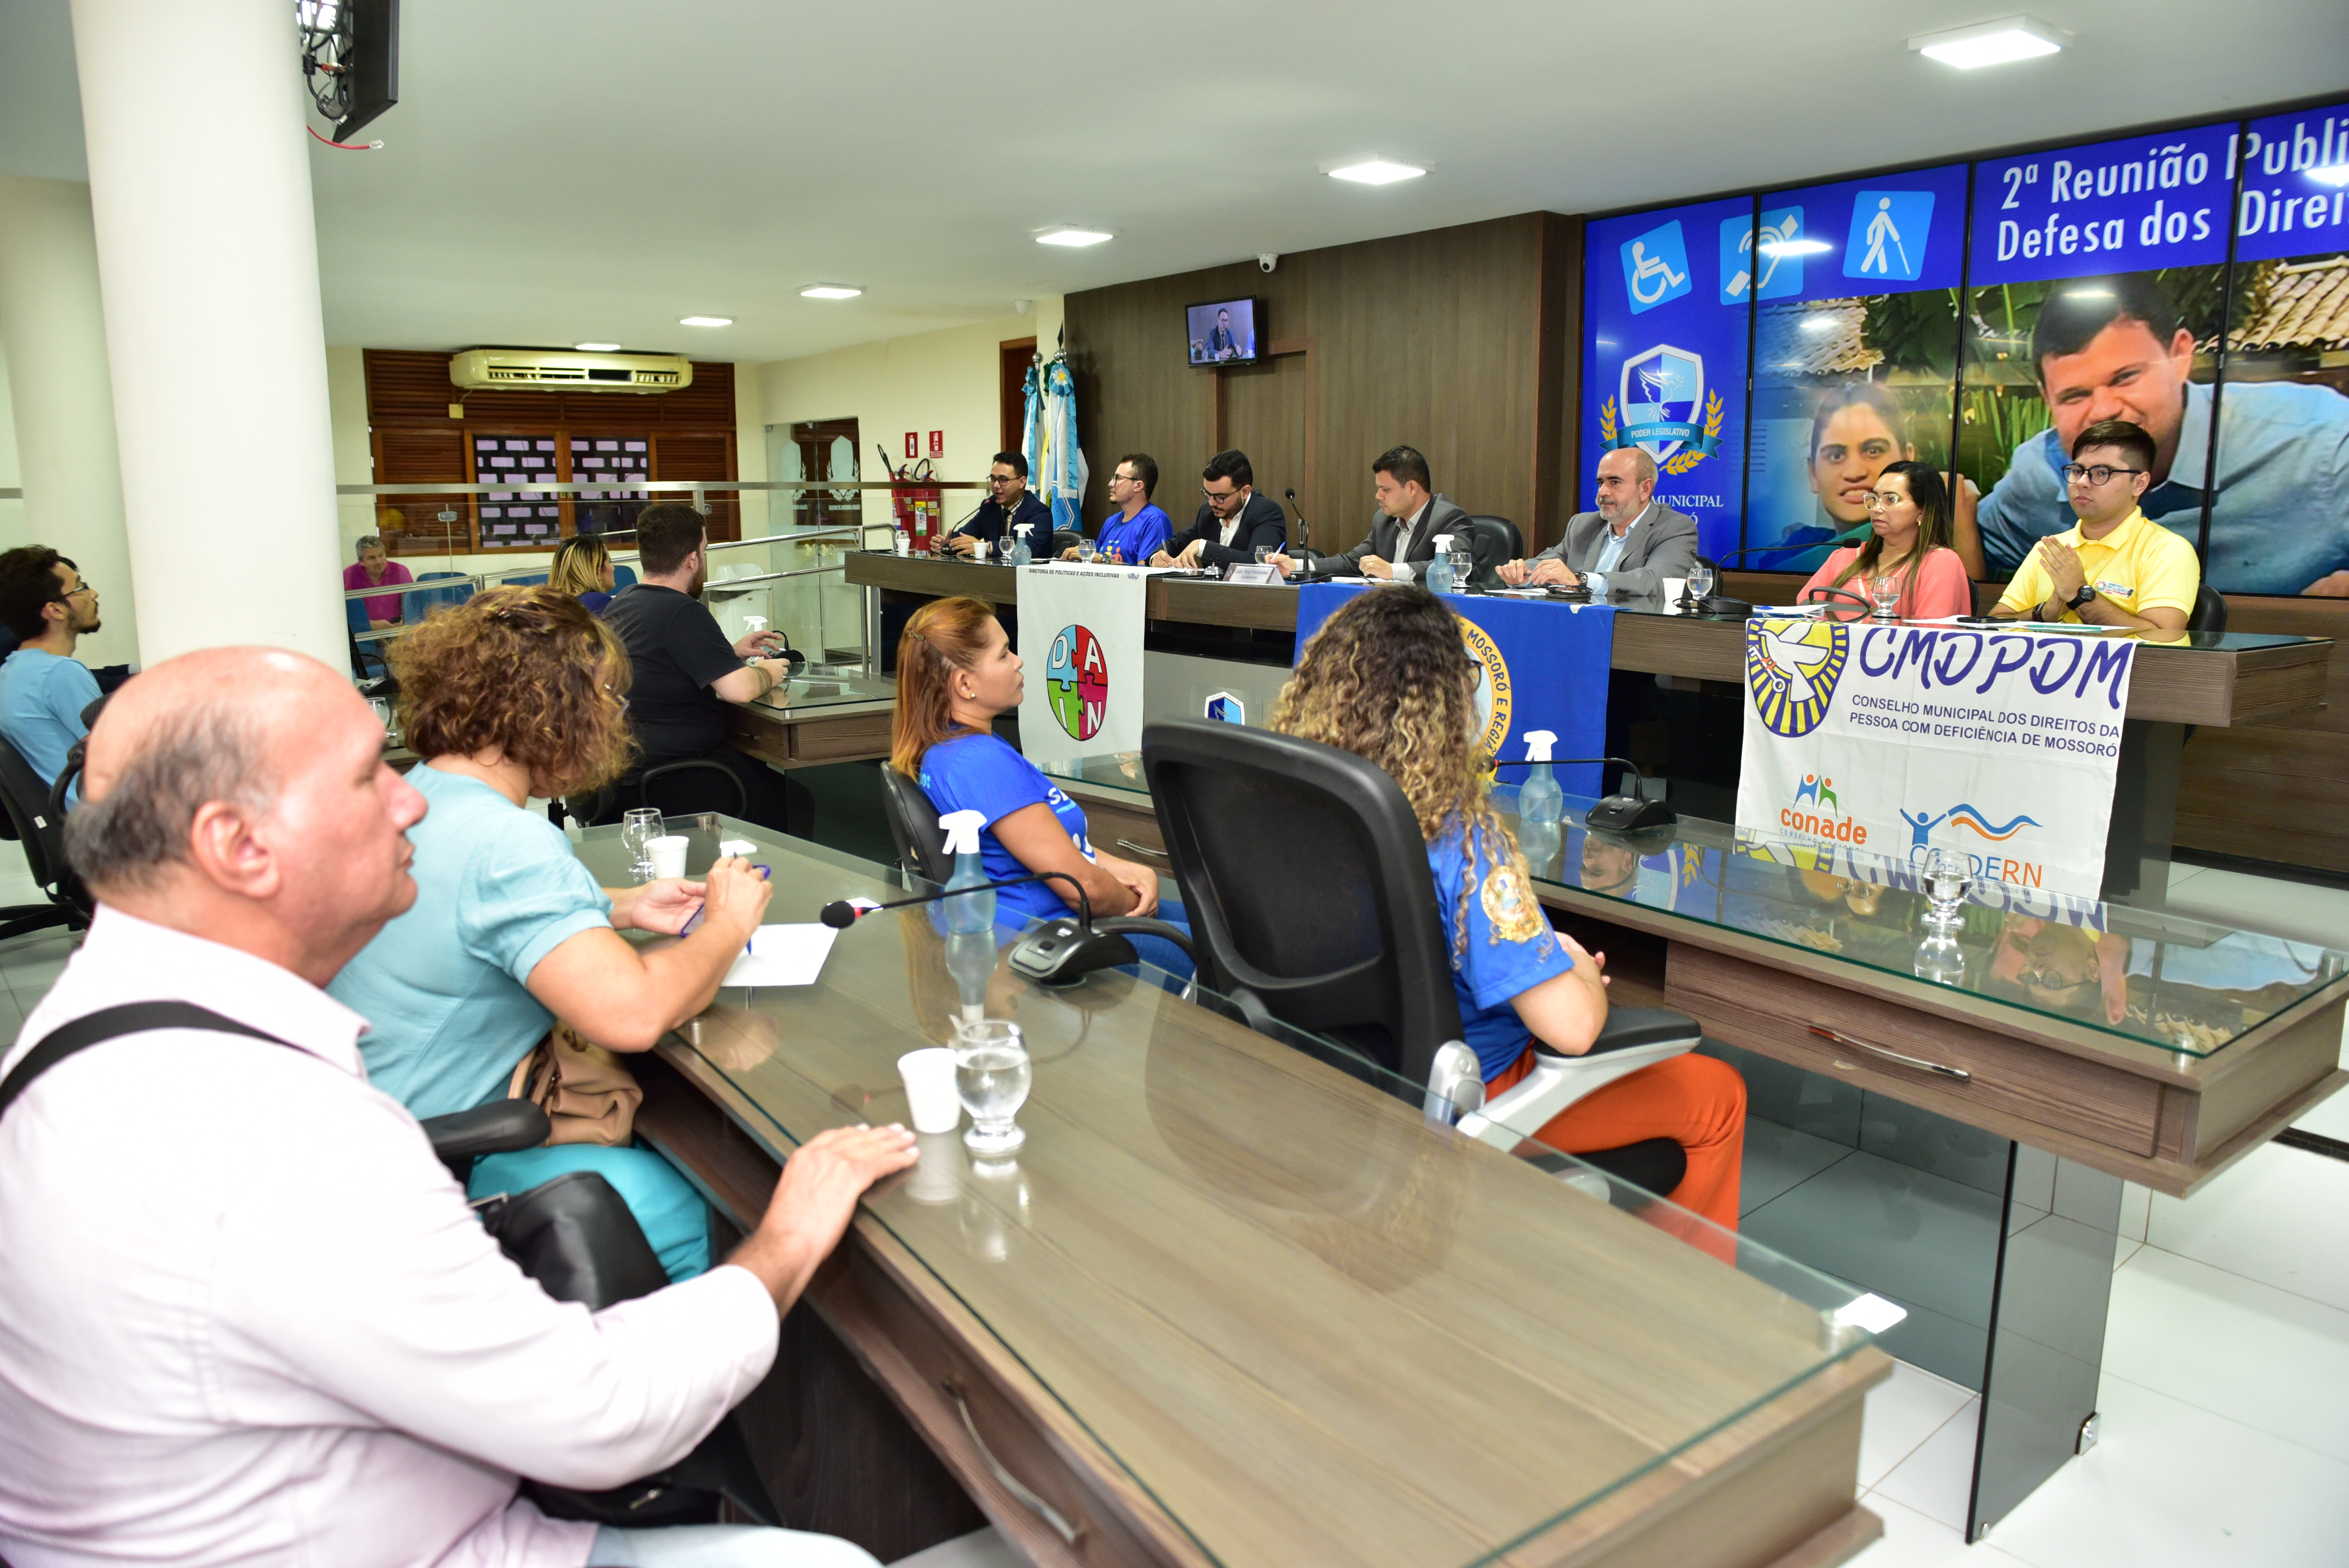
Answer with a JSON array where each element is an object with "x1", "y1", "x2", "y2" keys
[
  {"x1": 1015, "y1": 563, "x2": 1151, "y2": 766},
  {"x1": 1734, "y1": 618, "x2": 2136, "y2": 899}
]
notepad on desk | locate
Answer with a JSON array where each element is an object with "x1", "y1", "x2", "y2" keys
[{"x1": 722, "y1": 924, "x2": 839, "y2": 987}]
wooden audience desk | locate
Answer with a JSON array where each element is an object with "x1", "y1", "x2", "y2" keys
[
  {"x1": 582, "y1": 823, "x2": 1898, "y2": 1568},
  {"x1": 722, "y1": 671, "x2": 896, "y2": 772}
]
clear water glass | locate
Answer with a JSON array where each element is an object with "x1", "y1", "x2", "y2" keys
[
  {"x1": 368, "y1": 697, "x2": 396, "y2": 747},
  {"x1": 1253, "y1": 545, "x2": 1274, "y2": 566},
  {"x1": 1687, "y1": 561, "x2": 1715, "y2": 601},
  {"x1": 1078, "y1": 536, "x2": 1101, "y2": 563},
  {"x1": 1920, "y1": 846, "x2": 1971, "y2": 934},
  {"x1": 621, "y1": 808, "x2": 665, "y2": 881},
  {"x1": 1871, "y1": 577, "x2": 1902, "y2": 620},
  {"x1": 954, "y1": 1018, "x2": 1032, "y2": 1157}
]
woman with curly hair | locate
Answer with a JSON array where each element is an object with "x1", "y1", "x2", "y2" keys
[
  {"x1": 328, "y1": 585, "x2": 775, "y2": 1279},
  {"x1": 1271, "y1": 587, "x2": 1745, "y2": 1231}
]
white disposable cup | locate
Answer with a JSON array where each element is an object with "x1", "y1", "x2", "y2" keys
[
  {"x1": 907, "y1": 1130, "x2": 964, "y2": 1203},
  {"x1": 897, "y1": 1048, "x2": 961, "y2": 1134},
  {"x1": 647, "y1": 835, "x2": 690, "y2": 880},
  {"x1": 1661, "y1": 577, "x2": 1686, "y2": 602}
]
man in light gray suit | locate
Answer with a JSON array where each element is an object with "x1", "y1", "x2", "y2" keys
[{"x1": 1500, "y1": 447, "x2": 1698, "y2": 596}]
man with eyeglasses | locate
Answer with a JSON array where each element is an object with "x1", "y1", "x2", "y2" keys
[
  {"x1": 1992, "y1": 418, "x2": 2199, "y2": 633},
  {"x1": 944, "y1": 451, "x2": 1052, "y2": 560},
  {"x1": 0, "y1": 547, "x2": 104, "y2": 804},
  {"x1": 1151, "y1": 448, "x2": 1287, "y2": 569}
]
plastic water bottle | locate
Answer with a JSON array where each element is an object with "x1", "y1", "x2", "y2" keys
[
  {"x1": 939, "y1": 810, "x2": 995, "y2": 934},
  {"x1": 1518, "y1": 728, "x2": 1565, "y2": 825},
  {"x1": 1008, "y1": 524, "x2": 1034, "y2": 567},
  {"x1": 1425, "y1": 534, "x2": 1456, "y2": 595}
]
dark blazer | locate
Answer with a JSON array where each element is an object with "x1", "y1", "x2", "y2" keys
[
  {"x1": 1162, "y1": 491, "x2": 1288, "y2": 568},
  {"x1": 1332, "y1": 494, "x2": 1472, "y2": 578},
  {"x1": 950, "y1": 491, "x2": 1050, "y2": 549},
  {"x1": 1527, "y1": 502, "x2": 1699, "y2": 596}
]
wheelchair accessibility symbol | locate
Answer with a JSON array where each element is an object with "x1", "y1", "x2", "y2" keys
[{"x1": 1619, "y1": 219, "x2": 1691, "y2": 314}]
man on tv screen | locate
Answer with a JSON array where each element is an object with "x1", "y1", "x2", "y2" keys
[
  {"x1": 1973, "y1": 273, "x2": 2349, "y2": 597},
  {"x1": 1207, "y1": 306, "x2": 1248, "y2": 362}
]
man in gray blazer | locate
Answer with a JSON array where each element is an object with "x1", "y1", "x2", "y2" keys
[
  {"x1": 1500, "y1": 447, "x2": 1698, "y2": 596},
  {"x1": 1273, "y1": 445, "x2": 1470, "y2": 581}
]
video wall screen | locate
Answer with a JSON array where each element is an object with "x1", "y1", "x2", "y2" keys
[{"x1": 1579, "y1": 97, "x2": 2349, "y2": 595}]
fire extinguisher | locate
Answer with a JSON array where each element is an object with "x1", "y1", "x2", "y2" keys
[{"x1": 876, "y1": 446, "x2": 943, "y2": 550}]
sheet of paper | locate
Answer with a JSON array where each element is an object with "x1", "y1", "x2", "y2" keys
[{"x1": 721, "y1": 923, "x2": 839, "y2": 987}]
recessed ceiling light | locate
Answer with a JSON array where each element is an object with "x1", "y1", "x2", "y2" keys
[
  {"x1": 1035, "y1": 226, "x2": 1114, "y2": 247},
  {"x1": 1760, "y1": 238, "x2": 1834, "y2": 257},
  {"x1": 799, "y1": 284, "x2": 863, "y2": 300},
  {"x1": 1909, "y1": 16, "x2": 2069, "y2": 69},
  {"x1": 678, "y1": 315, "x2": 733, "y2": 328},
  {"x1": 1326, "y1": 158, "x2": 1428, "y2": 185},
  {"x1": 572, "y1": 341, "x2": 621, "y2": 352}
]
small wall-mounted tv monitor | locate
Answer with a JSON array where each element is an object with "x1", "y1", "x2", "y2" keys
[{"x1": 1186, "y1": 297, "x2": 1260, "y2": 366}]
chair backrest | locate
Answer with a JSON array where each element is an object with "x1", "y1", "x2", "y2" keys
[
  {"x1": 1468, "y1": 515, "x2": 1523, "y2": 561},
  {"x1": 411, "y1": 571, "x2": 472, "y2": 617},
  {"x1": 1052, "y1": 529, "x2": 1082, "y2": 556},
  {"x1": 613, "y1": 565, "x2": 638, "y2": 590},
  {"x1": 1141, "y1": 720, "x2": 1463, "y2": 1085},
  {"x1": 878, "y1": 766, "x2": 952, "y2": 885},
  {"x1": 637, "y1": 759, "x2": 747, "y2": 820},
  {"x1": 1456, "y1": 517, "x2": 1512, "y2": 588},
  {"x1": 0, "y1": 734, "x2": 82, "y2": 915},
  {"x1": 344, "y1": 596, "x2": 371, "y2": 634},
  {"x1": 2189, "y1": 581, "x2": 2227, "y2": 637},
  {"x1": 504, "y1": 572, "x2": 550, "y2": 588}
]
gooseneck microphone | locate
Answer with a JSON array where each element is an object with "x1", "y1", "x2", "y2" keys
[
  {"x1": 820, "y1": 870, "x2": 1091, "y2": 930},
  {"x1": 1282, "y1": 487, "x2": 1338, "y2": 584}
]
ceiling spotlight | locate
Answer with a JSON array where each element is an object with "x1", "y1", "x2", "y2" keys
[
  {"x1": 678, "y1": 315, "x2": 733, "y2": 328},
  {"x1": 800, "y1": 285, "x2": 863, "y2": 300},
  {"x1": 1326, "y1": 158, "x2": 1428, "y2": 185},
  {"x1": 1760, "y1": 238, "x2": 1834, "y2": 257},
  {"x1": 572, "y1": 341, "x2": 621, "y2": 352},
  {"x1": 1909, "y1": 16, "x2": 2069, "y2": 69},
  {"x1": 1035, "y1": 226, "x2": 1114, "y2": 247}
]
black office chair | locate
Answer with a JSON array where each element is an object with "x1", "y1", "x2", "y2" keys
[
  {"x1": 878, "y1": 764, "x2": 951, "y2": 886},
  {"x1": 413, "y1": 1099, "x2": 781, "y2": 1529},
  {"x1": 1140, "y1": 720, "x2": 1700, "y2": 1194},
  {"x1": 0, "y1": 734, "x2": 94, "y2": 937},
  {"x1": 565, "y1": 759, "x2": 752, "y2": 828},
  {"x1": 1454, "y1": 516, "x2": 1513, "y2": 590},
  {"x1": 1051, "y1": 529, "x2": 1083, "y2": 558},
  {"x1": 2189, "y1": 582, "x2": 2227, "y2": 637},
  {"x1": 1467, "y1": 515, "x2": 1523, "y2": 562}
]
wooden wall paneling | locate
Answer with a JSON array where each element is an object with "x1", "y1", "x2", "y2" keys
[
  {"x1": 1533, "y1": 212, "x2": 1583, "y2": 553},
  {"x1": 1220, "y1": 349, "x2": 1310, "y2": 534},
  {"x1": 653, "y1": 430, "x2": 741, "y2": 541},
  {"x1": 369, "y1": 424, "x2": 474, "y2": 551}
]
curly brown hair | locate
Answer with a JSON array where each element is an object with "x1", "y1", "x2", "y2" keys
[
  {"x1": 389, "y1": 584, "x2": 635, "y2": 797},
  {"x1": 1270, "y1": 586, "x2": 1535, "y2": 968}
]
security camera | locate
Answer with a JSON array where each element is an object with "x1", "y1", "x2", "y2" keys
[{"x1": 1258, "y1": 253, "x2": 1279, "y2": 273}]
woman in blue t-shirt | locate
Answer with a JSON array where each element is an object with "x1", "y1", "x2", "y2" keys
[
  {"x1": 890, "y1": 595, "x2": 1190, "y2": 979},
  {"x1": 1270, "y1": 586, "x2": 1746, "y2": 1233},
  {"x1": 328, "y1": 586, "x2": 779, "y2": 1280}
]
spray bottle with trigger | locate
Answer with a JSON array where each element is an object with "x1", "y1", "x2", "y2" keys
[
  {"x1": 939, "y1": 810, "x2": 995, "y2": 934},
  {"x1": 1517, "y1": 729, "x2": 1564, "y2": 824},
  {"x1": 1009, "y1": 523, "x2": 1035, "y2": 567}
]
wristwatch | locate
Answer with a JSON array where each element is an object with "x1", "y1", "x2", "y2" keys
[{"x1": 2067, "y1": 583, "x2": 2097, "y2": 610}]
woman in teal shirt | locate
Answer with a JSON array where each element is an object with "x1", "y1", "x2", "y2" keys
[{"x1": 329, "y1": 586, "x2": 775, "y2": 1279}]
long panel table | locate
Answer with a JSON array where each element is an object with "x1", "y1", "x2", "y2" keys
[{"x1": 585, "y1": 822, "x2": 1900, "y2": 1568}]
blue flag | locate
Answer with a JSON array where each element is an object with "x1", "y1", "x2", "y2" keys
[{"x1": 1293, "y1": 585, "x2": 1616, "y2": 796}]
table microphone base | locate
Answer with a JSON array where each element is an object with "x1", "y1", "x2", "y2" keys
[
  {"x1": 1689, "y1": 594, "x2": 1752, "y2": 619},
  {"x1": 1009, "y1": 915, "x2": 1198, "y2": 988}
]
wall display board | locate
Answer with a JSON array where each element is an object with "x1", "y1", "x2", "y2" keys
[
  {"x1": 1963, "y1": 123, "x2": 2235, "y2": 582},
  {"x1": 1581, "y1": 197, "x2": 1755, "y2": 562},
  {"x1": 2209, "y1": 100, "x2": 2349, "y2": 596},
  {"x1": 1745, "y1": 164, "x2": 1972, "y2": 573}
]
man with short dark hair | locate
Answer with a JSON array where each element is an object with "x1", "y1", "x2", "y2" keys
[
  {"x1": 1069, "y1": 453, "x2": 1173, "y2": 563},
  {"x1": 1273, "y1": 445, "x2": 1470, "y2": 581},
  {"x1": 944, "y1": 451, "x2": 1051, "y2": 559},
  {"x1": 1207, "y1": 308, "x2": 1242, "y2": 361},
  {"x1": 0, "y1": 546, "x2": 103, "y2": 802},
  {"x1": 1974, "y1": 272, "x2": 2349, "y2": 595},
  {"x1": 1153, "y1": 449, "x2": 1287, "y2": 570},
  {"x1": 1993, "y1": 418, "x2": 2199, "y2": 632},
  {"x1": 0, "y1": 646, "x2": 914, "y2": 1568},
  {"x1": 603, "y1": 503, "x2": 801, "y2": 828}
]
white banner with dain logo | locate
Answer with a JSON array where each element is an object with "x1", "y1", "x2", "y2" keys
[
  {"x1": 1015, "y1": 563, "x2": 1153, "y2": 766},
  {"x1": 1734, "y1": 616, "x2": 2137, "y2": 898}
]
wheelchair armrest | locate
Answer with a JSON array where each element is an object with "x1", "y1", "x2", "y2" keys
[
  {"x1": 421, "y1": 1101, "x2": 552, "y2": 1167},
  {"x1": 1576, "y1": 1006, "x2": 1705, "y2": 1056},
  {"x1": 1454, "y1": 1008, "x2": 1702, "y2": 1152}
]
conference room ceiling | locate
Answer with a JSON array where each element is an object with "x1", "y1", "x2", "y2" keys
[{"x1": 2, "y1": 0, "x2": 2344, "y2": 364}]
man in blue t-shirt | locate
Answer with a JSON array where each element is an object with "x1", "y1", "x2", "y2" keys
[{"x1": 0, "y1": 547, "x2": 105, "y2": 804}]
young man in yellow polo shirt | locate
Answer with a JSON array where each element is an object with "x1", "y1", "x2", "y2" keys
[{"x1": 1993, "y1": 417, "x2": 2200, "y2": 634}]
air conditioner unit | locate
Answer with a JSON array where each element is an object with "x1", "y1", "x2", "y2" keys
[{"x1": 448, "y1": 349, "x2": 693, "y2": 394}]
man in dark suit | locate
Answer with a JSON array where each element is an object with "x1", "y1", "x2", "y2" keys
[
  {"x1": 1153, "y1": 449, "x2": 1287, "y2": 570},
  {"x1": 1273, "y1": 445, "x2": 1469, "y2": 581},
  {"x1": 1207, "y1": 308, "x2": 1243, "y2": 360},
  {"x1": 945, "y1": 450, "x2": 1052, "y2": 558},
  {"x1": 1499, "y1": 447, "x2": 1698, "y2": 596}
]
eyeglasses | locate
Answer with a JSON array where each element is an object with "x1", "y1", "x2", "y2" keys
[
  {"x1": 987, "y1": 474, "x2": 1019, "y2": 486},
  {"x1": 1862, "y1": 492, "x2": 1911, "y2": 510},
  {"x1": 1200, "y1": 488, "x2": 1241, "y2": 504},
  {"x1": 57, "y1": 581, "x2": 95, "y2": 601},
  {"x1": 2060, "y1": 463, "x2": 2145, "y2": 486}
]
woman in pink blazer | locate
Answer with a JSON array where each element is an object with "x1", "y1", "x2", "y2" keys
[{"x1": 1799, "y1": 461, "x2": 1974, "y2": 621}]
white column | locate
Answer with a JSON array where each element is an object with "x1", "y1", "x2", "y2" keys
[
  {"x1": 0, "y1": 177, "x2": 140, "y2": 667},
  {"x1": 68, "y1": 0, "x2": 346, "y2": 666}
]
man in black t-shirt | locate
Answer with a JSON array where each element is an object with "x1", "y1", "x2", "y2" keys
[{"x1": 604, "y1": 502, "x2": 801, "y2": 829}]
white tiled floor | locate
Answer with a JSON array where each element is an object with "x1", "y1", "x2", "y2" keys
[
  {"x1": 5, "y1": 839, "x2": 2344, "y2": 1567},
  {"x1": 1851, "y1": 860, "x2": 2349, "y2": 1565}
]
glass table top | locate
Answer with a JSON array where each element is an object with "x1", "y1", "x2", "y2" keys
[
  {"x1": 576, "y1": 820, "x2": 1890, "y2": 1568},
  {"x1": 1034, "y1": 755, "x2": 2347, "y2": 1058},
  {"x1": 741, "y1": 669, "x2": 894, "y2": 714}
]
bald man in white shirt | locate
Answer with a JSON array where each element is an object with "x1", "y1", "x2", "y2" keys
[{"x1": 0, "y1": 647, "x2": 916, "y2": 1568}]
